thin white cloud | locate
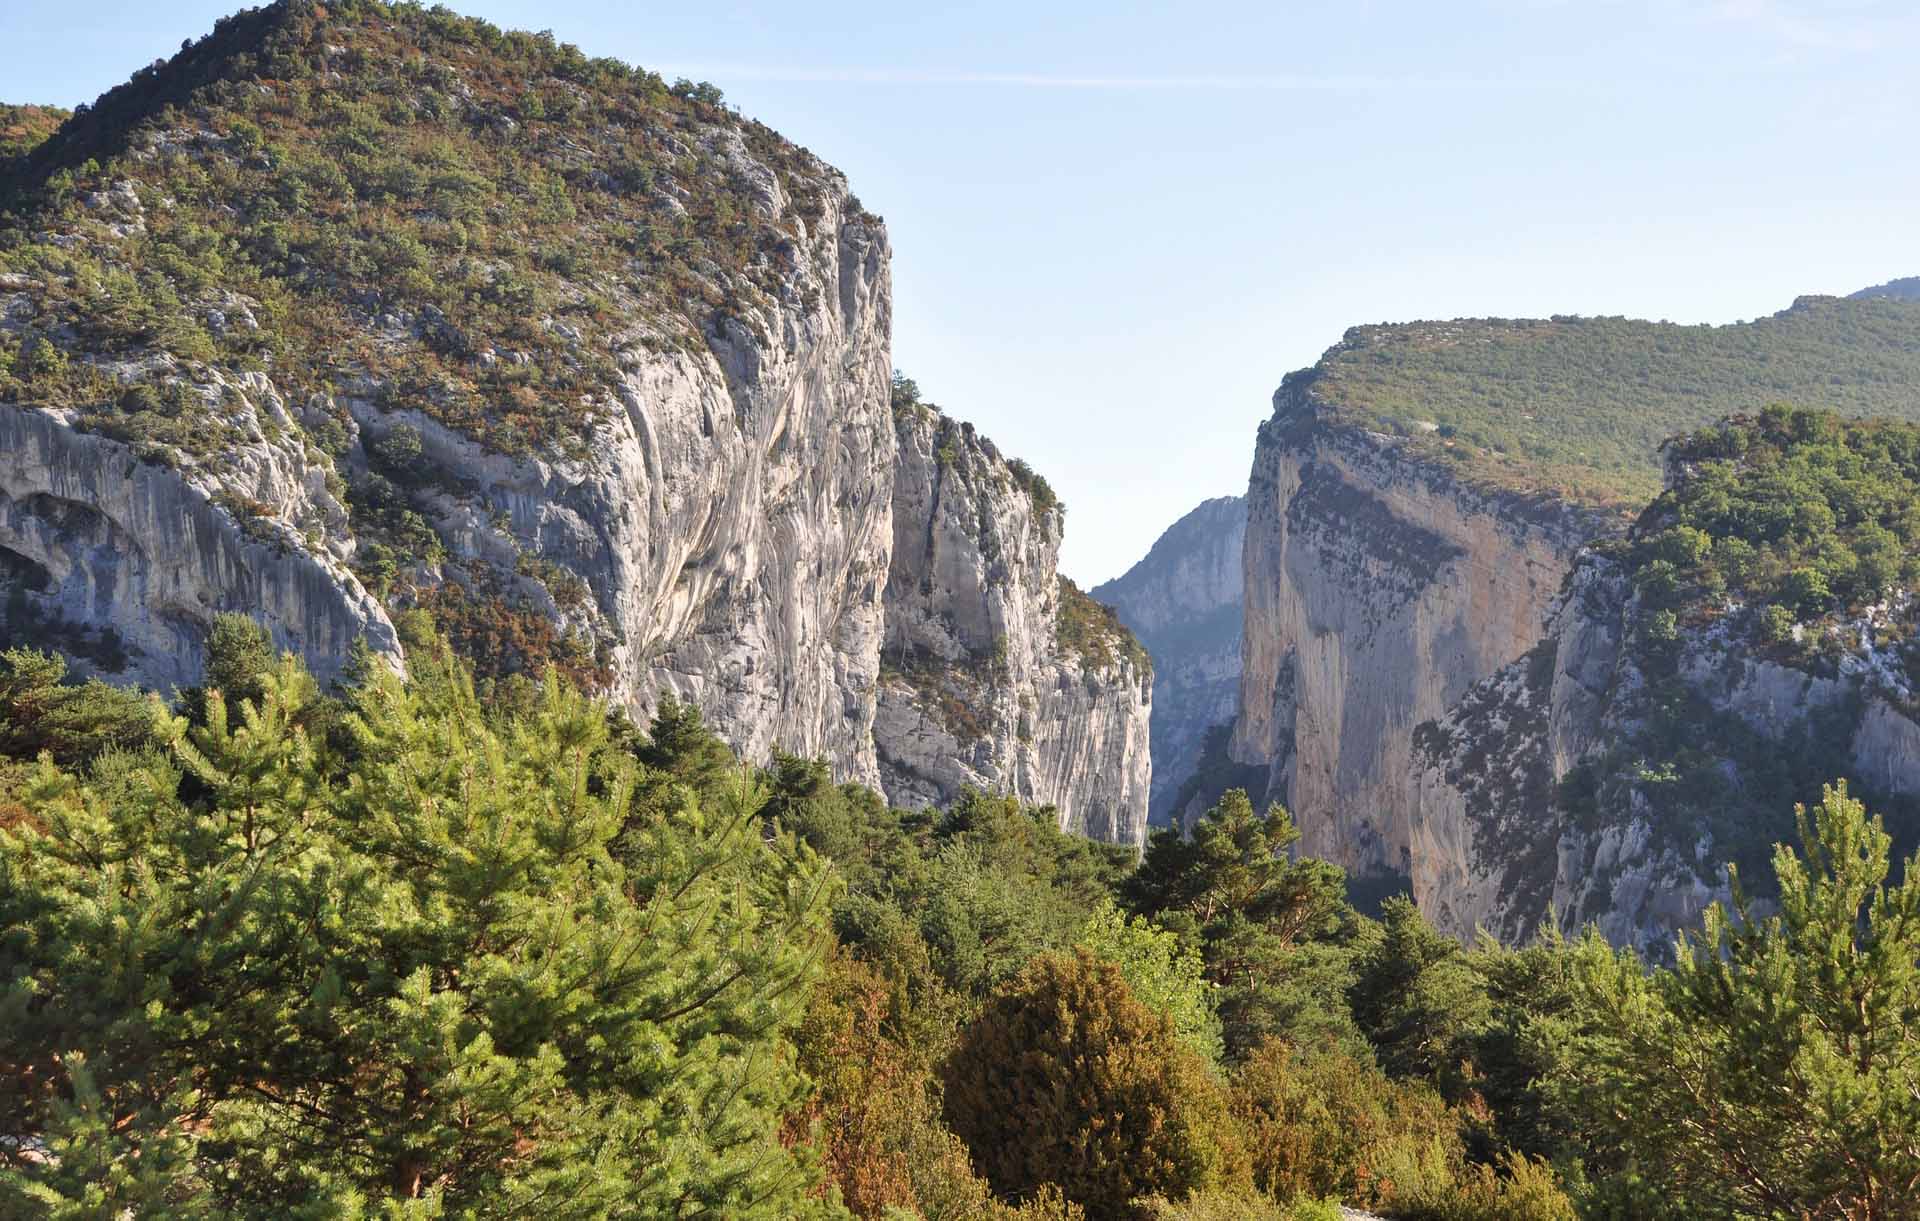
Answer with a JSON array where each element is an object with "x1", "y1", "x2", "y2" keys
[
  {"x1": 653, "y1": 64, "x2": 1545, "y2": 92},
  {"x1": 1704, "y1": 0, "x2": 1896, "y2": 51}
]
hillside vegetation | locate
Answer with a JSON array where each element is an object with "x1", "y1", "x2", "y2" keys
[
  {"x1": 1545, "y1": 407, "x2": 1920, "y2": 891},
  {"x1": 1630, "y1": 406, "x2": 1920, "y2": 645},
  {"x1": 0, "y1": 0, "x2": 841, "y2": 458},
  {"x1": 3, "y1": 623, "x2": 1916, "y2": 1217},
  {"x1": 1309, "y1": 296, "x2": 1920, "y2": 512},
  {"x1": 0, "y1": 105, "x2": 69, "y2": 161}
]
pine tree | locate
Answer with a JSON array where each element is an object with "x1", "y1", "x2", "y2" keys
[
  {"x1": 1125, "y1": 790, "x2": 1355, "y2": 1055},
  {"x1": 1569, "y1": 781, "x2": 1920, "y2": 1217},
  {"x1": 1348, "y1": 897, "x2": 1492, "y2": 1083},
  {"x1": 0, "y1": 646, "x2": 156, "y2": 767},
  {"x1": 0, "y1": 647, "x2": 841, "y2": 1217}
]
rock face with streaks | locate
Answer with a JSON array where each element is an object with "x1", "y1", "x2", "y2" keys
[
  {"x1": 1094, "y1": 495, "x2": 1246, "y2": 826},
  {"x1": 1226, "y1": 300, "x2": 1920, "y2": 942},
  {"x1": 0, "y1": 2, "x2": 1150, "y2": 845},
  {"x1": 1412, "y1": 548, "x2": 1920, "y2": 954},
  {"x1": 1232, "y1": 371, "x2": 1602, "y2": 884},
  {"x1": 877, "y1": 400, "x2": 1152, "y2": 846},
  {"x1": 1, "y1": 135, "x2": 898, "y2": 787},
  {"x1": 0, "y1": 385, "x2": 397, "y2": 691}
]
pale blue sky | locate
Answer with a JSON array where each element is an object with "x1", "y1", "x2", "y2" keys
[{"x1": 5, "y1": 1, "x2": 1918, "y2": 581}]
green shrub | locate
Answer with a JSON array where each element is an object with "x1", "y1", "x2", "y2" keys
[
  {"x1": 1077, "y1": 899, "x2": 1223, "y2": 1062},
  {"x1": 1760, "y1": 603, "x2": 1797, "y2": 643},
  {"x1": 942, "y1": 950, "x2": 1247, "y2": 1217},
  {"x1": 1387, "y1": 1152, "x2": 1577, "y2": 1221},
  {"x1": 1230, "y1": 1038, "x2": 1461, "y2": 1206}
]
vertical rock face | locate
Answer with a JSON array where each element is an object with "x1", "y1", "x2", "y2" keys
[
  {"x1": 1412, "y1": 554, "x2": 1920, "y2": 953},
  {"x1": 0, "y1": 384, "x2": 397, "y2": 692},
  {"x1": 1093, "y1": 496, "x2": 1245, "y2": 825},
  {"x1": 0, "y1": 0, "x2": 1155, "y2": 846},
  {"x1": 877, "y1": 401, "x2": 1153, "y2": 846},
  {"x1": 1233, "y1": 372, "x2": 1602, "y2": 881},
  {"x1": 1226, "y1": 306, "x2": 1920, "y2": 940},
  {"x1": 350, "y1": 186, "x2": 897, "y2": 788},
  {"x1": 573, "y1": 193, "x2": 896, "y2": 787}
]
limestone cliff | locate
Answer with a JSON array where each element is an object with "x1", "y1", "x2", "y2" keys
[
  {"x1": 1094, "y1": 496, "x2": 1245, "y2": 825},
  {"x1": 1412, "y1": 551, "x2": 1920, "y2": 953},
  {"x1": 2, "y1": 102, "x2": 894, "y2": 785},
  {"x1": 1233, "y1": 370, "x2": 1603, "y2": 884},
  {"x1": 0, "y1": 387, "x2": 397, "y2": 690},
  {"x1": 1231, "y1": 304, "x2": 1920, "y2": 936},
  {"x1": 878, "y1": 399, "x2": 1152, "y2": 846},
  {"x1": 0, "y1": 1, "x2": 1149, "y2": 845}
]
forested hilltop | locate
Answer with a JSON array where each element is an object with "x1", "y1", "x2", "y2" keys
[
  {"x1": 2, "y1": 616, "x2": 1915, "y2": 1217},
  {"x1": 1307, "y1": 294, "x2": 1920, "y2": 512},
  {"x1": 1416, "y1": 407, "x2": 1920, "y2": 948}
]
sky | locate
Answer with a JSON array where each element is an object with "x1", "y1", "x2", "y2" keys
[{"x1": 5, "y1": 1, "x2": 1919, "y2": 583}]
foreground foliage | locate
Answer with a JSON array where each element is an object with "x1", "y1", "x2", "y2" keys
[
  {"x1": 0, "y1": 621, "x2": 1911, "y2": 1218},
  {"x1": 1, "y1": 634, "x2": 835, "y2": 1217},
  {"x1": 942, "y1": 951, "x2": 1243, "y2": 1217},
  {"x1": 1568, "y1": 782, "x2": 1920, "y2": 1217}
]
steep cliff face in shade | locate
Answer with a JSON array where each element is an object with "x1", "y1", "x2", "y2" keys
[
  {"x1": 1233, "y1": 373, "x2": 1604, "y2": 882},
  {"x1": 0, "y1": 391, "x2": 397, "y2": 690},
  {"x1": 1093, "y1": 496, "x2": 1245, "y2": 825},
  {"x1": 1412, "y1": 553, "x2": 1920, "y2": 954},
  {"x1": 0, "y1": 1, "x2": 1152, "y2": 845},
  {"x1": 879, "y1": 400, "x2": 1153, "y2": 846}
]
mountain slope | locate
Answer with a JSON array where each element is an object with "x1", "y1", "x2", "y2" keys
[
  {"x1": 1854, "y1": 276, "x2": 1920, "y2": 302},
  {"x1": 0, "y1": 0, "x2": 1150, "y2": 843},
  {"x1": 1305, "y1": 297, "x2": 1920, "y2": 512},
  {"x1": 1093, "y1": 495, "x2": 1245, "y2": 825},
  {"x1": 1234, "y1": 291, "x2": 1920, "y2": 905},
  {"x1": 1414, "y1": 409, "x2": 1920, "y2": 950}
]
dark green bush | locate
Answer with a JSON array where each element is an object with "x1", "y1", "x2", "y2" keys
[{"x1": 942, "y1": 950, "x2": 1247, "y2": 1216}]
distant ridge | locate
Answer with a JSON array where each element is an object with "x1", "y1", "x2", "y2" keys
[
  {"x1": 1852, "y1": 276, "x2": 1920, "y2": 302},
  {"x1": 1300, "y1": 292, "x2": 1920, "y2": 514}
]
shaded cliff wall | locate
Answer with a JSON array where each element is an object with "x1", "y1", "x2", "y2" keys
[
  {"x1": 1093, "y1": 495, "x2": 1245, "y2": 825},
  {"x1": 1233, "y1": 373, "x2": 1602, "y2": 881},
  {"x1": 1413, "y1": 556, "x2": 1920, "y2": 953}
]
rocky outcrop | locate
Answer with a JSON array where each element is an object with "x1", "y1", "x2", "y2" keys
[
  {"x1": 2, "y1": 148, "x2": 895, "y2": 785},
  {"x1": 1094, "y1": 496, "x2": 1245, "y2": 825},
  {"x1": 878, "y1": 402, "x2": 1152, "y2": 846},
  {"x1": 457, "y1": 183, "x2": 897, "y2": 785},
  {"x1": 1412, "y1": 554, "x2": 1920, "y2": 953},
  {"x1": 1233, "y1": 370, "x2": 1605, "y2": 883},
  {"x1": 0, "y1": 384, "x2": 396, "y2": 691},
  {"x1": 0, "y1": 53, "x2": 1149, "y2": 843}
]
